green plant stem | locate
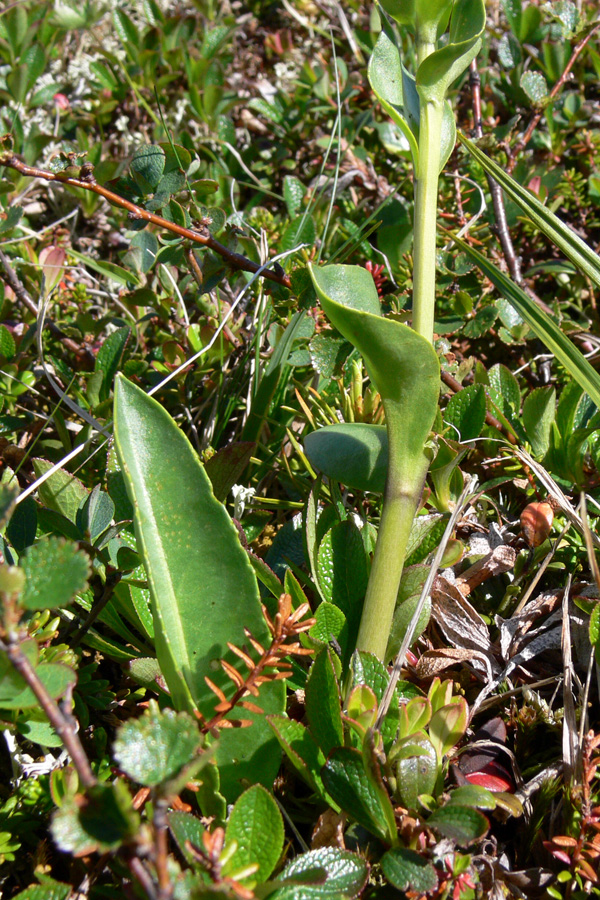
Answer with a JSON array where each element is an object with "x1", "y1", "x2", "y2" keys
[
  {"x1": 411, "y1": 101, "x2": 443, "y2": 343},
  {"x1": 355, "y1": 447, "x2": 429, "y2": 660}
]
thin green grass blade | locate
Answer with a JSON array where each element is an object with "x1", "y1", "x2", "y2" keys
[
  {"x1": 459, "y1": 134, "x2": 600, "y2": 290},
  {"x1": 454, "y1": 236, "x2": 600, "y2": 409}
]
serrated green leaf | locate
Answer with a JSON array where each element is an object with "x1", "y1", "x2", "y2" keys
[
  {"x1": 523, "y1": 387, "x2": 556, "y2": 458},
  {"x1": 444, "y1": 384, "x2": 486, "y2": 442},
  {"x1": 321, "y1": 746, "x2": 397, "y2": 843},
  {"x1": 387, "y1": 565, "x2": 431, "y2": 660},
  {"x1": 32, "y1": 459, "x2": 89, "y2": 525},
  {"x1": 11, "y1": 879, "x2": 72, "y2": 900},
  {"x1": 427, "y1": 803, "x2": 489, "y2": 844},
  {"x1": 349, "y1": 651, "x2": 400, "y2": 750},
  {"x1": 20, "y1": 537, "x2": 90, "y2": 611},
  {"x1": 281, "y1": 214, "x2": 316, "y2": 254},
  {"x1": 168, "y1": 809, "x2": 206, "y2": 865},
  {"x1": 0, "y1": 482, "x2": 19, "y2": 531},
  {"x1": 316, "y1": 520, "x2": 368, "y2": 630},
  {"x1": 275, "y1": 847, "x2": 369, "y2": 898},
  {"x1": 94, "y1": 326, "x2": 130, "y2": 404},
  {"x1": 394, "y1": 736, "x2": 438, "y2": 808},
  {"x1": 0, "y1": 205, "x2": 23, "y2": 236},
  {"x1": 51, "y1": 781, "x2": 139, "y2": 856},
  {"x1": 6, "y1": 495, "x2": 37, "y2": 552},
  {"x1": 224, "y1": 785, "x2": 284, "y2": 883},
  {"x1": 283, "y1": 175, "x2": 306, "y2": 217},
  {"x1": 405, "y1": 514, "x2": 446, "y2": 566},
  {"x1": 113, "y1": 700, "x2": 201, "y2": 787},
  {"x1": 129, "y1": 231, "x2": 158, "y2": 274},
  {"x1": 305, "y1": 648, "x2": 343, "y2": 755},
  {"x1": 267, "y1": 715, "x2": 333, "y2": 805},
  {"x1": 76, "y1": 486, "x2": 114, "y2": 543},
  {"x1": 380, "y1": 847, "x2": 437, "y2": 893},
  {"x1": 520, "y1": 70, "x2": 548, "y2": 104},
  {"x1": 0, "y1": 658, "x2": 76, "y2": 710},
  {"x1": 308, "y1": 601, "x2": 347, "y2": 649},
  {"x1": 0, "y1": 325, "x2": 16, "y2": 360}
]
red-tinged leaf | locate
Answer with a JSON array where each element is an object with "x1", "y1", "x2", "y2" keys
[
  {"x1": 543, "y1": 842, "x2": 572, "y2": 865},
  {"x1": 464, "y1": 771, "x2": 514, "y2": 793}
]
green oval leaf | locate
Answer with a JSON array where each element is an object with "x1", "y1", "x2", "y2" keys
[
  {"x1": 304, "y1": 424, "x2": 388, "y2": 494},
  {"x1": 276, "y1": 847, "x2": 369, "y2": 898},
  {"x1": 381, "y1": 847, "x2": 437, "y2": 893},
  {"x1": 223, "y1": 785, "x2": 284, "y2": 884},
  {"x1": 427, "y1": 803, "x2": 489, "y2": 845}
]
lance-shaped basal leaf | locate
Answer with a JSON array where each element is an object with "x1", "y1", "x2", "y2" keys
[
  {"x1": 459, "y1": 133, "x2": 600, "y2": 291},
  {"x1": 304, "y1": 423, "x2": 387, "y2": 493},
  {"x1": 308, "y1": 264, "x2": 439, "y2": 501},
  {"x1": 20, "y1": 537, "x2": 90, "y2": 611},
  {"x1": 113, "y1": 376, "x2": 284, "y2": 798},
  {"x1": 113, "y1": 701, "x2": 202, "y2": 787},
  {"x1": 453, "y1": 237, "x2": 600, "y2": 411},
  {"x1": 417, "y1": 0, "x2": 485, "y2": 106}
]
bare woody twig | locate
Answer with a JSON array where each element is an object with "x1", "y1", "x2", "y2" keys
[
  {"x1": 506, "y1": 22, "x2": 600, "y2": 174},
  {"x1": 1, "y1": 634, "x2": 96, "y2": 788},
  {"x1": 1, "y1": 155, "x2": 292, "y2": 290},
  {"x1": 469, "y1": 61, "x2": 522, "y2": 285}
]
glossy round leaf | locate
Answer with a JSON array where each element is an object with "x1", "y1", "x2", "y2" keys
[
  {"x1": 427, "y1": 803, "x2": 489, "y2": 844},
  {"x1": 275, "y1": 847, "x2": 369, "y2": 898}
]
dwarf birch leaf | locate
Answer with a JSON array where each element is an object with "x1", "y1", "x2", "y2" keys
[
  {"x1": 113, "y1": 701, "x2": 201, "y2": 787},
  {"x1": 20, "y1": 537, "x2": 90, "y2": 611}
]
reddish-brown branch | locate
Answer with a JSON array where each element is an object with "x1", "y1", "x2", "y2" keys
[
  {"x1": 1, "y1": 635, "x2": 96, "y2": 788},
  {"x1": 506, "y1": 23, "x2": 600, "y2": 174},
  {"x1": 1, "y1": 155, "x2": 292, "y2": 289}
]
